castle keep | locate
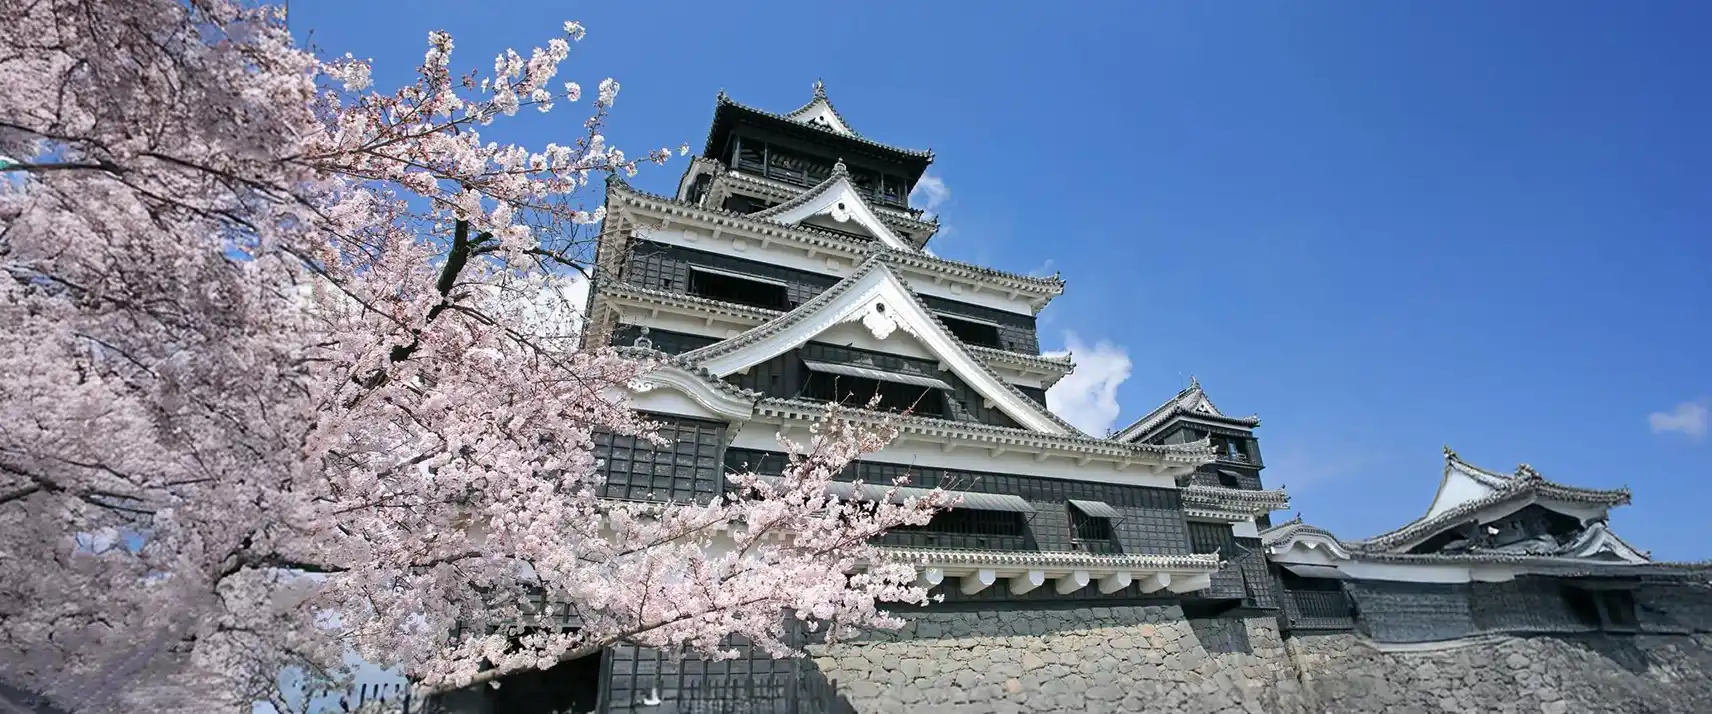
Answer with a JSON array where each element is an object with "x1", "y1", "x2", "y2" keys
[{"x1": 443, "y1": 83, "x2": 1712, "y2": 714}]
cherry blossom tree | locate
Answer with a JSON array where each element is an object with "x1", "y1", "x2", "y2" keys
[{"x1": 0, "y1": 2, "x2": 947, "y2": 711}]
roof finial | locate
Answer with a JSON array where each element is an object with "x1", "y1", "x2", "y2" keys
[
  {"x1": 1443, "y1": 444, "x2": 1458, "y2": 460},
  {"x1": 1515, "y1": 463, "x2": 1540, "y2": 480},
  {"x1": 1188, "y1": 374, "x2": 1201, "y2": 390},
  {"x1": 832, "y1": 158, "x2": 848, "y2": 176},
  {"x1": 813, "y1": 78, "x2": 827, "y2": 99}
]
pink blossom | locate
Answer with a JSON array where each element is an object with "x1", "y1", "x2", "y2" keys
[{"x1": 0, "y1": 3, "x2": 930, "y2": 711}]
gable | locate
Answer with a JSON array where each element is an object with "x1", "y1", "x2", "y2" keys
[
  {"x1": 1423, "y1": 462, "x2": 1499, "y2": 520},
  {"x1": 786, "y1": 97, "x2": 855, "y2": 136},
  {"x1": 682, "y1": 261, "x2": 1073, "y2": 436},
  {"x1": 1186, "y1": 391, "x2": 1223, "y2": 416},
  {"x1": 749, "y1": 168, "x2": 912, "y2": 251}
]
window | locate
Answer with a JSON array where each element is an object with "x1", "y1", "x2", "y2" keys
[
  {"x1": 883, "y1": 508, "x2": 1030, "y2": 550},
  {"x1": 1560, "y1": 585, "x2": 1641, "y2": 631},
  {"x1": 1210, "y1": 435, "x2": 1249, "y2": 462},
  {"x1": 720, "y1": 195, "x2": 779, "y2": 215},
  {"x1": 937, "y1": 314, "x2": 1003, "y2": 348},
  {"x1": 593, "y1": 417, "x2": 725, "y2": 502},
  {"x1": 1070, "y1": 506, "x2": 1115, "y2": 541},
  {"x1": 689, "y1": 267, "x2": 791, "y2": 310},
  {"x1": 1600, "y1": 590, "x2": 1639, "y2": 630},
  {"x1": 1217, "y1": 471, "x2": 1242, "y2": 489},
  {"x1": 801, "y1": 371, "x2": 946, "y2": 418}
]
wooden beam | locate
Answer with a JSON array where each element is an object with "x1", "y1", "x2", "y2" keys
[
  {"x1": 916, "y1": 567, "x2": 944, "y2": 588},
  {"x1": 1054, "y1": 570, "x2": 1090, "y2": 595},
  {"x1": 1138, "y1": 573, "x2": 1171, "y2": 593},
  {"x1": 960, "y1": 569, "x2": 997, "y2": 595},
  {"x1": 1008, "y1": 570, "x2": 1046, "y2": 595},
  {"x1": 1167, "y1": 573, "x2": 1212, "y2": 593},
  {"x1": 1098, "y1": 572, "x2": 1133, "y2": 594}
]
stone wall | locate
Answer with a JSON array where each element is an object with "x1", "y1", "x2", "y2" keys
[
  {"x1": 1288, "y1": 631, "x2": 1712, "y2": 713},
  {"x1": 806, "y1": 606, "x2": 1712, "y2": 714},
  {"x1": 808, "y1": 605, "x2": 1307, "y2": 714}
]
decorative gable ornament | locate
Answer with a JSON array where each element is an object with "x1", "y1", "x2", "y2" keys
[{"x1": 858, "y1": 301, "x2": 899, "y2": 341}]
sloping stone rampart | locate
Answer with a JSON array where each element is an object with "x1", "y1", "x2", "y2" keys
[{"x1": 809, "y1": 606, "x2": 1712, "y2": 713}]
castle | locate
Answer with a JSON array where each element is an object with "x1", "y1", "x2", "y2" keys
[{"x1": 440, "y1": 83, "x2": 1712, "y2": 714}]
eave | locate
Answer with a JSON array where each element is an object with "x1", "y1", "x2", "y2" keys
[
  {"x1": 713, "y1": 166, "x2": 938, "y2": 237},
  {"x1": 595, "y1": 285, "x2": 1072, "y2": 385},
  {"x1": 879, "y1": 547, "x2": 1221, "y2": 596},
  {"x1": 678, "y1": 257, "x2": 1075, "y2": 435},
  {"x1": 607, "y1": 183, "x2": 1064, "y2": 310},
  {"x1": 1180, "y1": 485, "x2": 1291, "y2": 517},
  {"x1": 702, "y1": 92, "x2": 933, "y2": 179},
  {"x1": 1114, "y1": 381, "x2": 1261, "y2": 444},
  {"x1": 752, "y1": 397, "x2": 1217, "y2": 468},
  {"x1": 1357, "y1": 455, "x2": 1633, "y2": 555}
]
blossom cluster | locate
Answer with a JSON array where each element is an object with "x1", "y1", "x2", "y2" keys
[{"x1": 0, "y1": 2, "x2": 942, "y2": 711}]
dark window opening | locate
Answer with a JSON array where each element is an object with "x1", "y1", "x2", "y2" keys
[
  {"x1": 1561, "y1": 586, "x2": 1604, "y2": 628},
  {"x1": 720, "y1": 194, "x2": 779, "y2": 215},
  {"x1": 801, "y1": 372, "x2": 946, "y2": 418},
  {"x1": 461, "y1": 650, "x2": 605, "y2": 714},
  {"x1": 1075, "y1": 506, "x2": 1116, "y2": 541},
  {"x1": 938, "y1": 314, "x2": 1003, "y2": 348},
  {"x1": 688, "y1": 173, "x2": 713, "y2": 206},
  {"x1": 1210, "y1": 435, "x2": 1250, "y2": 462},
  {"x1": 894, "y1": 509, "x2": 1027, "y2": 537},
  {"x1": 689, "y1": 268, "x2": 791, "y2": 311},
  {"x1": 1600, "y1": 590, "x2": 1639, "y2": 630},
  {"x1": 1217, "y1": 471, "x2": 1242, "y2": 489},
  {"x1": 880, "y1": 508, "x2": 1029, "y2": 550}
]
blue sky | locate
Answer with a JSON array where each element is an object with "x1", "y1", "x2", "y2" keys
[{"x1": 289, "y1": 2, "x2": 1711, "y2": 559}]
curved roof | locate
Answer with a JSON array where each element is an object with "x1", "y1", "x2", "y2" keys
[
  {"x1": 1113, "y1": 377, "x2": 1261, "y2": 442},
  {"x1": 701, "y1": 87, "x2": 933, "y2": 178}
]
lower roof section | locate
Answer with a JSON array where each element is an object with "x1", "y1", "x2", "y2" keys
[
  {"x1": 751, "y1": 474, "x2": 1036, "y2": 513},
  {"x1": 877, "y1": 547, "x2": 1222, "y2": 597}
]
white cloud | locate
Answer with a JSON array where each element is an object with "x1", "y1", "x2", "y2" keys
[
  {"x1": 1649, "y1": 400, "x2": 1708, "y2": 440},
  {"x1": 1043, "y1": 333, "x2": 1132, "y2": 437},
  {"x1": 909, "y1": 173, "x2": 949, "y2": 216}
]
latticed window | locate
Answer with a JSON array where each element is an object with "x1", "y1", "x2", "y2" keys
[
  {"x1": 688, "y1": 267, "x2": 791, "y2": 311},
  {"x1": 594, "y1": 416, "x2": 725, "y2": 502},
  {"x1": 937, "y1": 314, "x2": 1003, "y2": 348},
  {"x1": 1070, "y1": 507, "x2": 1114, "y2": 541},
  {"x1": 880, "y1": 509, "x2": 1030, "y2": 551},
  {"x1": 800, "y1": 371, "x2": 947, "y2": 418}
]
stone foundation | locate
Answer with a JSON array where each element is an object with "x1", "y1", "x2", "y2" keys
[
  {"x1": 1288, "y1": 631, "x2": 1712, "y2": 714},
  {"x1": 808, "y1": 605, "x2": 1305, "y2": 714},
  {"x1": 807, "y1": 607, "x2": 1712, "y2": 713}
]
